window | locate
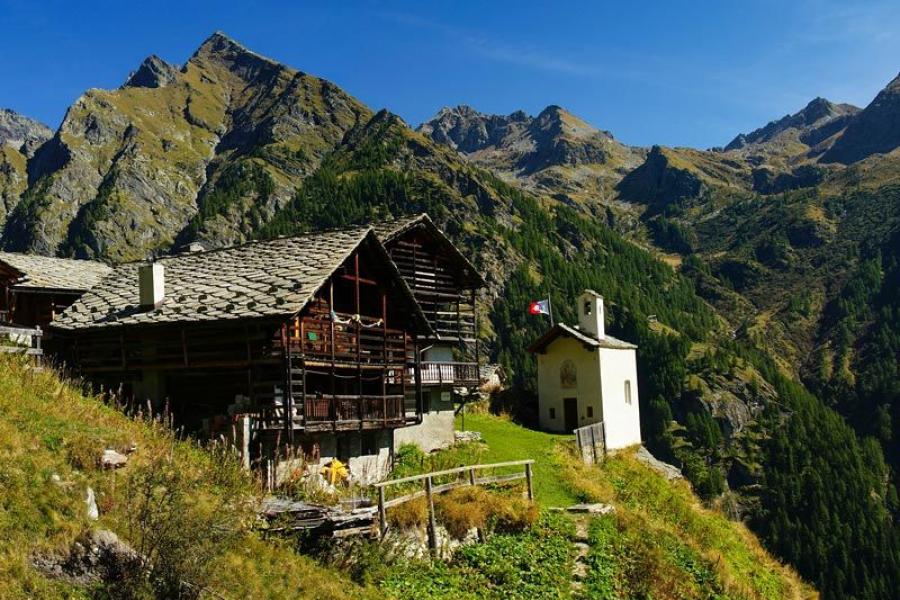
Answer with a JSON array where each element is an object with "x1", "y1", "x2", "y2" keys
[
  {"x1": 625, "y1": 380, "x2": 632, "y2": 405},
  {"x1": 583, "y1": 300, "x2": 592, "y2": 316},
  {"x1": 587, "y1": 406, "x2": 594, "y2": 418},
  {"x1": 549, "y1": 407, "x2": 556, "y2": 419}
]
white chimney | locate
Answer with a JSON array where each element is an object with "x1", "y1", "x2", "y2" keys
[
  {"x1": 139, "y1": 263, "x2": 165, "y2": 310},
  {"x1": 578, "y1": 289, "x2": 605, "y2": 339}
]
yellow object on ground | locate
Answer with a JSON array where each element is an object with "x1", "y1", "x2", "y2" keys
[{"x1": 320, "y1": 459, "x2": 349, "y2": 485}]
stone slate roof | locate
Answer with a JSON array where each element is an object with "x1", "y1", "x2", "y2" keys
[
  {"x1": 0, "y1": 252, "x2": 112, "y2": 292},
  {"x1": 373, "y1": 213, "x2": 431, "y2": 242},
  {"x1": 53, "y1": 228, "x2": 429, "y2": 332},
  {"x1": 374, "y1": 213, "x2": 485, "y2": 288},
  {"x1": 527, "y1": 323, "x2": 638, "y2": 353}
]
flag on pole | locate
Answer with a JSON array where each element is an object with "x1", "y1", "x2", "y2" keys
[{"x1": 529, "y1": 299, "x2": 551, "y2": 316}]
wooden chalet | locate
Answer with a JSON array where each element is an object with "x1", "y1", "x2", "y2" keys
[
  {"x1": 51, "y1": 228, "x2": 433, "y2": 467},
  {"x1": 0, "y1": 251, "x2": 111, "y2": 328},
  {"x1": 375, "y1": 214, "x2": 487, "y2": 451},
  {"x1": 375, "y1": 214, "x2": 485, "y2": 388}
]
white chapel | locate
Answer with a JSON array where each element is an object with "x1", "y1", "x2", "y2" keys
[{"x1": 527, "y1": 290, "x2": 642, "y2": 451}]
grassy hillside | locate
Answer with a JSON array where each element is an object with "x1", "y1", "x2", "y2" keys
[
  {"x1": 374, "y1": 413, "x2": 814, "y2": 600},
  {"x1": 0, "y1": 354, "x2": 369, "y2": 599},
  {"x1": 0, "y1": 349, "x2": 814, "y2": 599}
]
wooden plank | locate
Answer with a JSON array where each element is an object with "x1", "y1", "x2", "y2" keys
[{"x1": 374, "y1": 459, "x2": 535, "y2": 488}]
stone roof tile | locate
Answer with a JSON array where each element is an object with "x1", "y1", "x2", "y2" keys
[
  {"x1": 53, "y1": 228, "x2": 372, "y2": 331},
  {"x1": 0, "y1": 252, "x2": 112, "y2": 292}
]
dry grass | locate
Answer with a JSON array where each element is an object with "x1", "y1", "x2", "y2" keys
[
  {"x1": 434, "y1": 486, "x2": 539, "y2": 541},
  {"x1": 0, "y1": 355, "x2": 373, "y2": 599},
  {"x1": 387, "y1": 497, "x2": 428, "y2": 531},
  {"x1": 559, "y1": 445, "x2": 817, "y2": 600}
]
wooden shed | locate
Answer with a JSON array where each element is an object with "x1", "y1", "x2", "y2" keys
[{"x1": 0, "y1": 252, "x2": 111, "y2": 328}]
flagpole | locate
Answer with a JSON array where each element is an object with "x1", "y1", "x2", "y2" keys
[{"x1": 548, "y1": 294, "x2": 554, "y2": 326}]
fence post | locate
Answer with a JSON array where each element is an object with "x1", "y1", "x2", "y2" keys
[
  {"x1": 425, "y1": 476, "x2": 437, "y2": 554},
  {"x1": 525, "y1": 462, "x2": 534, "y2": 501},
  {"x1": 378, "y1": 486, "x2": 387, "y2": 539}
]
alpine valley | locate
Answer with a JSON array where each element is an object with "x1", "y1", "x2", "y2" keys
[{"x1": 1, "y1": 33, "x2": 898, "y2": 599}]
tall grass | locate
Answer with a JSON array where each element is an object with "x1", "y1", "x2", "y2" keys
[{"x1": 0, "y1": 355, "x2": 372, "y2": 599}]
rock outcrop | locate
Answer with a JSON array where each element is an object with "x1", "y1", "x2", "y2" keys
[
  {"x1": 0, "y1": 108, "x2": 52, "y2": 156},
  {"x1": 122, "y1": 55, "x2": 179, "y2": 89},
  {"x1": 821, "y1": 73, "x2": 900, "y2": 164}
]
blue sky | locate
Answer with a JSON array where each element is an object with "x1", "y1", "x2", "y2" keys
[{"x1": 0, "y1": 0, "x2": 897, "y2": 148}]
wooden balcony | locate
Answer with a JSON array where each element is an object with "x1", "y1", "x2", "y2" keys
[
  {"x1": 286, "y1": 314, "x2": 409, "y2": 367},
  {"x1": 415, "y1": 361, "x2": 480, "y2": 387},
  {"x1": 258, "y1": 394, "x2": 407, "y2": 432}
]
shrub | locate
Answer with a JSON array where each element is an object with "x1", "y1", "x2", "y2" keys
[
  {"x1": 387, "y1": 496, "x2": 428, "y2": 531},
  {"x1": 488, "y1": 495, "x2": 539, "y2": 533},
  {"x1": 434, "y1": 487, "x2": 539, "y2": 541},
  {"x1": 435, "y1": 487, "x2": 489, "y2": 540},
  {"x1": 122, "y1": 448, "x2": 249, "y2": 599}
]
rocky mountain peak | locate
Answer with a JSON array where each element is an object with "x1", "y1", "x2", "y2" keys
[
  {"x1": 0, "y1": 108, "x2": 52, "y2": 156},
  {"x1": 725, "y1": 97, "x2": 859, "y2": 151},
  {"x1": 188, "y1": 31, "x2": 285, "y2": 85},
  {"x1": 122, "y1": 55, "x2": 179, "y2": 89},
  {"x1": 821, "y1": 71, "x2": 900, "y2": 164}
]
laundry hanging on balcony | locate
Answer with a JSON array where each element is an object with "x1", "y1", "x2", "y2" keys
[{"x1": 329, "y1": 310, "x2": 383, "y2": 328}]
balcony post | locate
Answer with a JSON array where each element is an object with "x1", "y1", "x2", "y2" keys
[{"x1": 414, "y1": 340, "x2": 423, "y2": 419}]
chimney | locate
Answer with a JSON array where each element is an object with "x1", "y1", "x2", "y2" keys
[
  {"x1": 578, "y1": 289, "x2": 604, "y2": 339},
  {"x1": 139, "y1": 263, "x2": 165, "y2": 310}
]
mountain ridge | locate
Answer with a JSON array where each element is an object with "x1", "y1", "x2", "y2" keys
[{"x1": 418, "y1": 103, "x2": 646, "y2": 206}]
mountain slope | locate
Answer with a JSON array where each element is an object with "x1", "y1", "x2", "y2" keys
[
  {"x1": 419, "y1": 104, "x2": 645, "y2": 205},
  {"x1": 821, "y1": 73, "x2": 900, "y2": 164},
  {"x1": 724, "y1": 97, "x2": 859, "y2": 158},
  {"x1": 0, "y1": 108, "x2": 52, "y2": 155},
  {"x1": 0, "y1": 109, "x2": 51, "y2": 225},
  {"x1": 1, "y1": 32, "x2": 370, "y2": 261},
  {"x1": 0, "y1": 354, "x2": 367, "y2": 599}
]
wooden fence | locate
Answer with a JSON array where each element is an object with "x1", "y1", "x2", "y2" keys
[
  {"x1": 0, "y1": 324, "x2": 43, "y2": 361},
  {"x1": 373, "y1": 459, "x2": 535, "y2": 551},
  {"x1": 574, "y1": 421, "x2": 606, "y2": 465}
]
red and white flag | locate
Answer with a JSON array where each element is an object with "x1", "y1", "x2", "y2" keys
[{"x1": 529, "y1": 299, "x2": 551, "y2": 316}]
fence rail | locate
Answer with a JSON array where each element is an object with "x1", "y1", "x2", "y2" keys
[
  {"x1": 373, "y1": 459, "x2": 535, "y2": 552},
  {"x1": 0, "y1": 324, "x2": 43, "y2": 360}
]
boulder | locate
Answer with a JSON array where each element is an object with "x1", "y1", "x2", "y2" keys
[
  {"x1": 31, "y1": 529, "x2": 141, "y2": 586},
  {"x1": 85, "y1": 487, "x2": 99, "y2": 521},
  {"x1": 101, "y1": 449, "x2": 128, "y2": 469},
  {"x1": 566, "y1": 503, "x2": 615, "y2": 515},
  {"x1": 636, "y1": 446, "x2": 683, "y2": 480}
]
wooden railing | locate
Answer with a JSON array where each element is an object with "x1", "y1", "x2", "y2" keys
[
  {"x1": 259, "y1": 394, "x2": 407, "y2": 431},
  {"x1": 305, "y1": 394, "x2": 406, "y2": 426},
  {"x1": 287, "y1": 315, "x2": 408, "y2": 366},
  {"x1": 373, "y1": 459, "x2": 535, "y2": 551},
  {"x1": 415, "y1": 361, "x2": 479, "y2": 386},
  {"x1": 0, "y1": 324, "x2": 43, "y2": 360}
]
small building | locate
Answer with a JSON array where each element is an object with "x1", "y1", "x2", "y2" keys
[
  {"x1": 375, "y1": 214, "x2": 485, "y2": 452},
  {"x1": 0, "y1": 252, "x2": 111, "y2": 328},
  {"x1": 51, "y1": 227, "x2": 432, "y2": 482},
  {"x1": 527, "y1": 290, "x2": 641, "y2": 451}
]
